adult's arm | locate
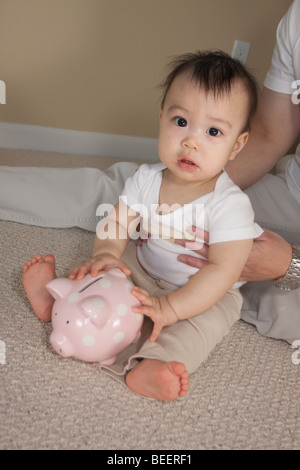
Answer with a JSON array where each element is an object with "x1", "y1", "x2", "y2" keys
[{"x1": 226, "y1": 86, "x2": 300, "y2": 189}]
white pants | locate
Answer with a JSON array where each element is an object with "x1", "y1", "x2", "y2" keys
[
  {"x1": 0, "y1": 162, "x2": 138, "y2": 231},
  {"x1": 241, "y1": 156, "x2": 300, "y2": 344},
  {"x1": 0, "y1": 156, "x2": 299, "y2": 343}
]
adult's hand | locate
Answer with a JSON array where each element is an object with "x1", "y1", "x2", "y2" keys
[
  {"x1": 175, "y1": 227, "x2": 209, "y2": 266},
  {"x1": 176, "y1": 228, "x2": 293, "y2": 283},
  {"x1": 237, "y1": 229, "x2": 292, "y2": 282}
]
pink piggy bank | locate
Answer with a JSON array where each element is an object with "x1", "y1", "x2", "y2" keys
[{"x1": 46, "y1": 269, "x2": 143, "y2": 365}]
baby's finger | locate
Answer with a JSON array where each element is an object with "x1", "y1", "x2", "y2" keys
[
  {"x1": 131, "y1": 287, "x2": 152, "y2": 305},
  {"x1": 90, "y1": 261, "x2": 106, "y2": 277},
  {"x1": 117, "y1": 260, "x2": 131, "y2": 276},
  {"x1": 69, "y1": 266, "x2": 80, "y2": 279},
  {"x1": 149, "y1": 323, "x2": 163, "y2": 342},
  {"x1": 132, "y1": 304, "x2": 155, "y2": 317},
  {"x1": 75, "y1": 262, "x2": 92, "y2": 280},
  {"x1": 131, "y1": 286, "x2": 149, "y2": 296},
  {"x1": 69, "y1": 263, "x2": 89, "y2": 280}
]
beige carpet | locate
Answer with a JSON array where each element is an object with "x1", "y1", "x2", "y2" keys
[{"x1": 0, "y1": 148, "x2": 299, "y2": 450}]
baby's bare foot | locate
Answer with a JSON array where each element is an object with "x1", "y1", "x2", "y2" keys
[
  {"x1": 22, "y1": 254, "x2": 56, "y2": 322},
  {"x1": 126, "y1": 359, "x2": 189, "y2": 401}
]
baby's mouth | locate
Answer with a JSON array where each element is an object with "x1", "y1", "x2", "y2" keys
[
  {"x1": 181, "y1": 158, "x2": 195, "y2": 165},
  {"x1": 178, "y1": 157, "x2": 198, "y2": 168}
]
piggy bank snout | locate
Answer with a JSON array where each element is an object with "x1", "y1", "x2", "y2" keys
[
  {"x1": 50, "y1": 331, "x2": 74, "y2": 357},
  {"x1": 78, "y1": 295, "x2": 110, "y2": 328}
]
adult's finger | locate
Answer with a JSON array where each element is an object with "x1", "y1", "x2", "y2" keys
[{"x1": 177, "y1": 254, "x2": 209, "y2": 269}]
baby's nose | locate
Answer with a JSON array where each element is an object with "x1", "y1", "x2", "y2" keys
[{"x1": 182, "y1": 135, "x2": 199, "y2": 151}]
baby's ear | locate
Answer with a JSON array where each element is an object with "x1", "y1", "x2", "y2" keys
[{"x1": 230, "y1": 132, "x2": 249, "y2": 160}]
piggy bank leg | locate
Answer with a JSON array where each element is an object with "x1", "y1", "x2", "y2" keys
[{"x1": 100, "y1": 356, "x2": 117, "y2": 366}]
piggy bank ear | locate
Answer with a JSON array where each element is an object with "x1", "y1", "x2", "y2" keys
[
  {"x1": 78, "y1": 296, "x2": 110, "y2": 328},
  {"x1": 108, "y1": 268, "x2": 126, "y2": 278},
  {"x1": 46, "y1": 278, "x2": 74, "y2": 300}
]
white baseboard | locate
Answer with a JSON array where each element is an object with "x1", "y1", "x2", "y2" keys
[{"x1": 0, "y1": 122, "x2": 159, "y2": 161}]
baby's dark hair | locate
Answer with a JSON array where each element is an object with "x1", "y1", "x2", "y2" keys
[{"x1": 160, "y1": 50, "x2": 258, "y2": 131}]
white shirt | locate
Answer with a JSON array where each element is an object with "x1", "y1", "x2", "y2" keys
[
  {"x1": 121, "y1": 163, "x2": 263, "y2": 288},
  {"x1": 264, "y1": 0, "x2": 300, "y2": 202}
]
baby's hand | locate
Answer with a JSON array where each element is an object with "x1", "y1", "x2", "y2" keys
[
  {"x1": 131, "y1": 286, "x2": 179, "y2": 342},
  {"x1": 69, "y1": 253, "x2": 131, "y2": 280}
]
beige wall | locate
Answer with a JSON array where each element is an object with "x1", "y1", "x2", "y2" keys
[{"x1": 0, "y1": 0, "x2": 292, "y2": 138}]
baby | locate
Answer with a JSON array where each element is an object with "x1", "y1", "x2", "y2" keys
[{"x1": 23, "y1": 51, "x2": 262, "y2": 401}]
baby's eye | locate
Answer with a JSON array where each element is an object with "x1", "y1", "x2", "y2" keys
[
  {"x1": 174, "y1": 117, "x2": 187, "y2": 127},
  {"x1": 206, "y1": 127, "x2": 221, "y2": 137}
]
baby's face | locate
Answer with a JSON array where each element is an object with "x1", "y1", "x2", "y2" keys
[{"x1": 158, "y1": 72, "x2": 249, "y2": 185}]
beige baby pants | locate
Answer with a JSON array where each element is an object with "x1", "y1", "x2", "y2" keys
[{"x1": 100, "y1": 241, "x2": 242, "y2": 383}]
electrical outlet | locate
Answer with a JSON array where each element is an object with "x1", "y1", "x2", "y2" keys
[{"x1": 231, "y1": 40, "x2": 251, "y2": 65}]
